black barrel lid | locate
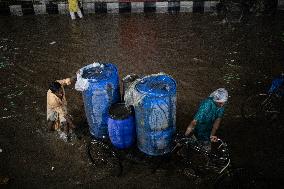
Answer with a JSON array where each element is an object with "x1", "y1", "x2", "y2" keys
[{"x1": 109, "y1": 103, "x2": 134, "y2": 120}]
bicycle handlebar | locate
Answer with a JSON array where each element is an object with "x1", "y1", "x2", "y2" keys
[
  {"x1": 217, "y1": 138, "x2": 227, "y2": 149},
  {"x1": 175, "y1": 136, "x2": 227, "y2": 147}
]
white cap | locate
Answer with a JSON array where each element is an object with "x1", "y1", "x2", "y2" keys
[{"x1": 209, "y1": 88, "x2": 228, "y2": 103}]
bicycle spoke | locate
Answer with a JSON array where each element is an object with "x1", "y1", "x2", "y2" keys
[
  {"x1": 87, "y1": 140, "x2": 122, "y2": 176},
  {"x1": 241, "y1": 94, "x2": 272, "y2": 121}
]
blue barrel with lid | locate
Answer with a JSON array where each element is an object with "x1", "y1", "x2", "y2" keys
[
  {"x1": 133, "y1": 74, "x2": 176, "y2": 156},
  {"x1": 81, "y1": 63, "x2": 120, "y2": 139},
  {"x1": 108, "y1": 103, "x2": 136, "y2": 149}
]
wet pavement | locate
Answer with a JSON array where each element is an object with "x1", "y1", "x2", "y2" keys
[{"x1": 0, "y1": 13, "x2": 284, "y2": 188}]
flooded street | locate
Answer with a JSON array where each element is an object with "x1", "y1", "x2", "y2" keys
[{"x1": 1, "y1": 12, "x2": 284, "y2": 188}]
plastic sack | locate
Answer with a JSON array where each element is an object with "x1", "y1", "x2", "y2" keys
[
  {"x1": 124, "y1": 72, "x2": 166, "y2": 107},
  {"x1": 268, "y1": 76, "x2": 284, "y2": 96},
  {"x1": 75, "y1": 62, "x2": 101, "y2": 91}
]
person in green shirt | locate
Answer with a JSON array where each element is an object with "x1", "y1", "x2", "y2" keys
[{"x1": 185, "y1": 88, "x2": 228, "y2": 151}]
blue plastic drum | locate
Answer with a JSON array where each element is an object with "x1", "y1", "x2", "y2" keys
[
  {"x1": 82, "y1": 63, "x2": 120, "y2": 139},
  {"x1": 108, "y1": 103, "x2": 136, "y2": 149},
  {"x1": 134, "y1": 75, "x2": 176, "y2": 156}
]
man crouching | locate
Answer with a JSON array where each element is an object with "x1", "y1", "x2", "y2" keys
[{"x1": 47, "y1": 78, "x2": 76, "y2": 142}]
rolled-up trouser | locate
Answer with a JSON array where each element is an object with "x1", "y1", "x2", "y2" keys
[
  {"x1": 47, "y1": 111, "x2": 67, "y2": 130},
  {"x1": 70, "y1": 9, "x2": 83, "y2": 20}
]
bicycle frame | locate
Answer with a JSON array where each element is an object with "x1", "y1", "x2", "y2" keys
[
  {"x1": 87, "y1": 135, "x2": 233, "y2": 179},
  {"x1": 260, "y1": 93, "x2": 281, "y2": 115},
  {"x1": 241, "y1": 91, "x2": 282, "y2": 122},
  {"x1": 87, "y1": 139, "x2": 123, "y2": 176},
  {"x1": 217, "y1": 0, "x2": 247, "y2": 23}
]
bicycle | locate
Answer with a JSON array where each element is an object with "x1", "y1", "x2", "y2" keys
[
  {"x1": 216, "y1": 0, "x2": 252, "y2": 23},
  {"x1": 172, "y1": 134, "x2": 257, "y2": 188},
  {"x1": 87, "y1": 133, "x2": 257, "y2": 188},
  {"x1": 241, "y1": 77, "x2": 284, "y2": 122}
]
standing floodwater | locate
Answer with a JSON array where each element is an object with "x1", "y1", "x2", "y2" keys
[{"x1": 0, "y1": 13, "x2": 284, "y2": 188}]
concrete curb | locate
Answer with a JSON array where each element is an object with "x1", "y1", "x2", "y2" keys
[
  {"x1": 0, "y1": 0, "x2": 284, "y2": 16},
  {"x1": 1, "y1": 1, "x2": 218, "y2": 16}
]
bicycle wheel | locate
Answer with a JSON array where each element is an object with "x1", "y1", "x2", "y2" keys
[
  {"x1": 176, "y1": 141, "x2": 218, "y2": 179},
  {"x1": 241, "y1": 93, "x2": 272, "y2": 121},
  {"x1": 214, "y1": 167, "x2": 257, "y2": 189},
  {"x1": 226, "y1": 2, "x2": 244, "y2": 23},
  {"x1": 87, "y1": 140, "x2": 122, "y2": 176},
  {"x1": 217, "y1": 0, "x2": 245, "y2": 23}
]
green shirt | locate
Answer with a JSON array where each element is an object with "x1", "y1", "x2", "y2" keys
[{"x1": 194, "y1": 97, "x2": 225, "y2": 141}]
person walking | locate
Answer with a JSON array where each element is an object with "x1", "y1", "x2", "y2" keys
[
  {"x1": 185, "y1": 88, "x2": 229, "y2": 151},
  {"x1": 68, "y1": 0, "x2": 83, "y2": 20},
  {"x1": 47, "y1": 78, "x2": 76, "y2": 142}
]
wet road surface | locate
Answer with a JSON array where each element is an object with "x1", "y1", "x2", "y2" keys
[{"x1": 0, "y1": 13, "x2": 284, "y2": 188}]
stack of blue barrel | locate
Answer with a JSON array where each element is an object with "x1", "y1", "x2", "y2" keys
[
  {"x1": 81, "y1": 63, "x2": 176, "y2": 155},
  {"x1": 81, "y1": 63, "x2": 136, "y2": 149}
]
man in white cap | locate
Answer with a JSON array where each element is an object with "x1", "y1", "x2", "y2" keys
[{"x1": 185, "y1": 88, "x2": 228, "y2": 151}]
